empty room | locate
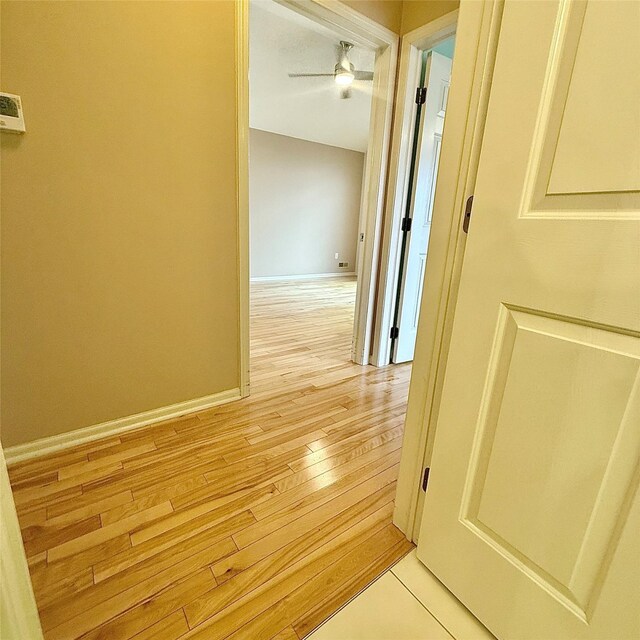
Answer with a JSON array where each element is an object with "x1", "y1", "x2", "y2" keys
[{"x1": 249, "y1": 0, "x2": 375, "y2": 394}]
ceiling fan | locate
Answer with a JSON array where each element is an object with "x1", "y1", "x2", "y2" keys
[{"x1": 288, "y1": 41, "x2": 374, "y2": 99}]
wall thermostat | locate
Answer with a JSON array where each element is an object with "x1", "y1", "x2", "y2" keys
[{"x1": 0, "y1": 92, "x2": 26, "y2": 133}]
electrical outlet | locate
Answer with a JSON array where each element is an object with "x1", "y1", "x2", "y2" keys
[
  {"x1": 334, "y1": 253, "x2": 339, "y2": 260},
  {"x1": 339, "y1": 262, "x2": 349, "y2": 268}
]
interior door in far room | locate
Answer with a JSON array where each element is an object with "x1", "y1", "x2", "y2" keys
[{"x1": 393, "y1": 51, "x2": 452, "y2": 364}]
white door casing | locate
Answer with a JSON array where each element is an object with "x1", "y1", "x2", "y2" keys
[
  {"x1": 1, "y1": 446, "x2": 44, "y2": 639},
  {"x1": 394, "y1": 51, "x2": 452, "y2": 364},
  {"x1": 417, "y1": 1, "x2": 640, "y2": 639}
]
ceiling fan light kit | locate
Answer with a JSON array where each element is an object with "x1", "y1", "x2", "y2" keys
[
  {"x1": 288, "y1": 40, "x2": 372, "y2": 99},
  {"x1": 334, "y1": 67, "x2": 355, "y2": 86}
]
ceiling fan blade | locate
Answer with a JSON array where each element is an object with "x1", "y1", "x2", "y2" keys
[
  {"x1": 353, "y1": 70, "x2": 374, "y2": 81},
  {"x1": 288, "y1": 73, "x2": 334, "y2": 78}
]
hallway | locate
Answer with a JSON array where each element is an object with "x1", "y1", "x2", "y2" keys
[{"x1": 9, "y1": 278, "x2": 412, "y2": 639}]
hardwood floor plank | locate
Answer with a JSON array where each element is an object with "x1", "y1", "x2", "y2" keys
[
  {"x1": 47, "y1": 487, "x2": 132, "y2": 520},
  {"x1": 80, "y1": 570, "x2": 214, "y2": 640},
  {"x1": 23, "y1": 515, "x2": 102, "y2": 558},
  {"x1": 268, "y1": 626, "x2": 300, "y2": 640},
  {"x1": 10, "y1": 278, "x2": 413, "y2": 640},
  {"x1": 227, "y1": 533, "x2": 412, "y2": 640},
  {"x1": 46, "y1": 490, "x2": 133, "y2": 527},
  {"x1": 173, "y1": 465, "x2": 292, "y2": 512},
  {"x1": 222, "y1": 429, "x2": 328, "y2": 465},
  {"x1": 183, "y1": 497, "x2": 395, "y2": 629},
  {"x1": 249, "y1": 535, "x2": 412, "y2": 640},
  {"x1": 100, "y1": 490, "x2": 186, "y2": 527},
  {"x1": 291, "y1": 538, "x2": 414, "y2": 638},
  {"x1": 274, "y1": 435, "x2": 402, "y2": 495},
  {"x1": 77, "y1": 456, "x2": 224, "y2": 501},
  {"x1": 184, "y1": 522, "x2": 405, "y2": 640},
  {"x1": 87, "y1": 438, "x2": 157, "y2": 460},
  {"x1": 236, "y1": 449, "x2": 402, "y2": 548},
  {"x1": 11, "y1": 470, "x2": 59, "y2": 491},
  {"x1": 130, "y1": 484, "x2": 277, "y2": 547},
  {"x1": 27, "y1": 551, "x2": 47, "y2": 569},
  {"x1": 8, "y1": 438, "x2": 121, "y2": 482},
  {"x1": 13, "y1": 464, "x2": 123, "y2": 508},
  {"x1": 130, "y1": 610, "x2": 189, "y2": 640},
  {"x1": 306, "y1": 418, "x2": 404, "y2": 453},
  {"x1": 57, "y1": 443, "x2": 156, "y2": 480},
  {"x1": 47, "y1": 502, "x2": 173, "y2": 563},
  {"x1": 289, "y1": 422, "x2": 404, "y2": 472},
  {"x1": 41, "y1": 536, "x2": 236, "y2": 636},
  {"x1": 34, "y1": 567, "x2": 95, "y2": 611},
  {"x1": 212, "y1": 468, "x2": 398, "y2": 584},
  {"x1": 92, "y1": 511, "x2": 250, "y2": 585},
  {"x1": 262, "y1": 453, "x2": 401, "y2": 527},
  {"x1": 32, "y1": 535, "x2": 132, "y2": 599},
  {"x1": 17, "y1": 507, "x2": 48, "y2": 529}
]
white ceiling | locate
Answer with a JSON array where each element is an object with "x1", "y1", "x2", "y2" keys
[{"x1": 249, "y1": 0, "x2": 375, "y2": 152}]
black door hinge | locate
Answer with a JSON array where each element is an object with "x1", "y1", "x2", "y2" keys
[
  {"x1": 401, "y1": 217, "x2": 412, "y2": 233},
  {"x1": 463, "y1": 195, "x2": 474, "y2": 233},
  {"x1": 415, "y1": 87, "x2": 427, "y2": 105},
  {"x1": 422, "y1": 467, "x2": 431, "y2": 491},
  {"x1": 390, "y1": 326, "x2": 399, "y2": 340}
]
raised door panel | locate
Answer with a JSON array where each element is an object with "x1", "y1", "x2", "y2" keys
[
  {"x1": 521, "y1": 0, "x2": 640, "y2": 217},
  {"x1": 547, "y1": 1, "x2": 640, "y2": 195},
  {"x1": 462, "y1": 306, "x2": 640, "y2": 620}
]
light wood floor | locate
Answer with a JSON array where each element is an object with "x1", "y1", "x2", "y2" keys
[{"x1": 9, "y1": 277, "x2": 413, "y2": 640}]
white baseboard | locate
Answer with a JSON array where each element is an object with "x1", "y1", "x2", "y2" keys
[
  {"x1": 251, "y1": 272, "x2": 356, "y2": 282},
  {"x1": 4, "y1": 388, "x2": 241, "y2": 465}
]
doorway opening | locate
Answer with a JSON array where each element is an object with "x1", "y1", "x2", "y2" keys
[
  {"x1": 242, "y1": 0, "x2": 398, "y2": 396},
  {"x1": 390, "y1": 38, "x2": 456, "y2": 364},
  {"x1": 371, "y1": 15, "x2": 458, "y2": 370}
]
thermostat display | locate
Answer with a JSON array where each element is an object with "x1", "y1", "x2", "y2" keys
[{"x1": 0, "y1": 92, "x2": 26, "y2": 133}]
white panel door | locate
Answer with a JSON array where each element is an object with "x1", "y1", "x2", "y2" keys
[
  {"x1": 416, "y1": 1, "x2": 640, "y2": 639},
  {"x1": 393, "y1": 51, "x2": 452, "y2": 364}
]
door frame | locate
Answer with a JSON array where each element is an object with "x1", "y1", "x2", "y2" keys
[
  {"x1": 236, "y1": 0, "x2": 399, "y2": 395},
  {"x1": 392, "y1": 0, "x2": 505, "y2": 542},
  {"x1": 1, "y1": 446, "x2": 44, "y2": 639},
  {"x1": 371, "y1": 9, "x2": 459, "y2": 369}
]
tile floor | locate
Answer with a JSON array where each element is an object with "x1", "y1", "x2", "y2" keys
[{"x1": 308, "y1": 550, "x2": 495, "y2": 640}]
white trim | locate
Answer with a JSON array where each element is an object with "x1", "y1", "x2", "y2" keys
[
  {"x1": 236, "y1": 0, "x2": 251, "y2": 398},
  {"x1": 279, "y1": 0, "x2": 398, "y2": 49},
  {"x1": 392, "y1": 0, "x2": 504, "y2": 541},
  {"x1": 250, "y1": 272, "x2": 356, "y2": 282},
  {"x1": 4, "y1": 388, "x2": 241, "y2": 465},
  {"x1": 239, "y1": 0, "x2": 399, "y2": 370},
  {"x1": 0, "y1": 447, "x2": 44, "y2": 639},
  {"x1": 351, "y1": 36, "x2": 397, "y2": 365},
  {"x1": 371, "y1": 10, "x2": 459, "y2": 368}
]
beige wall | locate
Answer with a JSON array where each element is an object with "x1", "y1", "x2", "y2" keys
[
  {"x1": 250, "y1": 130, "x2": 363, "y2": 278},
  {"x1": 341, "y1": 0, "x2": 403, "y2": 33},
  {"x1": 0, "y1": 1, "x2": 239, "y2": 447},
  {"x1": 339, "y1": 0, "x2": 459, "y2": 36},
  {"x1": 400, "y1": 0, "x2": 460, "y2": 35},
  {"x1": 0, "y1": 0, "x2": 452, "y2": 449}
]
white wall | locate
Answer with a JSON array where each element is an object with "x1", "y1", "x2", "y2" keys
[{"x1": 250, "y1": 129, "x2": 364, "y2": 278}]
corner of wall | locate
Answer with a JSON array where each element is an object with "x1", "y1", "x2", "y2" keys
[{"x1": 400, "y1": 0, "x2": 460, "y2": 36}]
